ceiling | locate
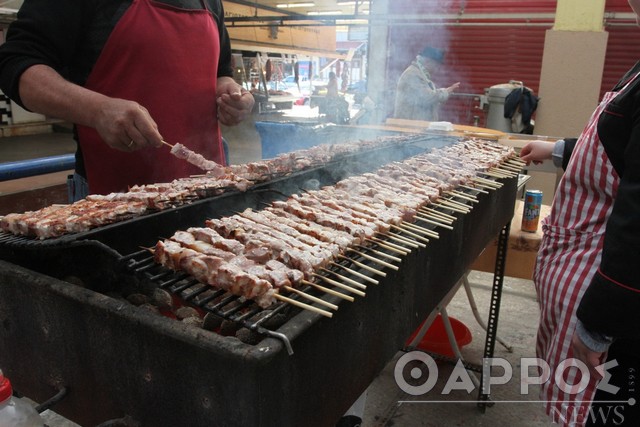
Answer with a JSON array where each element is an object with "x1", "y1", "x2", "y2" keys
[
  {"x1": 225, "y1": 0, "x2": 370, "y2": 26},
  {"x1": 0, "y1": 1, "x2": 367, "y2": 28}
]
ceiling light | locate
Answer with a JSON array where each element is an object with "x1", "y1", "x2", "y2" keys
[
  {"x1": 276, "y1": 2, "x2": 315, "y2": 8},
  {"x1": 336, "y1": 1, "x2": 370, "y2": 5},
  {"x1": 336, "y1": 19, "x2": 369, "y2": 25},
  {"x1": 308, "y1": 10, "x2": 343, "y2": 15}
]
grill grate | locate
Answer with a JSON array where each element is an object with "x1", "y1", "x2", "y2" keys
[
  {"x1": 124, "y1": 249, "x2": 322, "y2": 354},
  {"x1": 119, "y1": 197, "x2": 457, "y2": 355}
]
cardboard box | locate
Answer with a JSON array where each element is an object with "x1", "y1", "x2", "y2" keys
[{"x1": 471, "y1": 200, "x2": 551, "y2": 280}]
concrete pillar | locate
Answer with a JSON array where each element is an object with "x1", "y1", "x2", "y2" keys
[
  {"x1": 534, "y1": 0, "x2": 608, "y2": 138},
  {"x1": 367, "y1": 0, "x2": 390, "y2": 124}
]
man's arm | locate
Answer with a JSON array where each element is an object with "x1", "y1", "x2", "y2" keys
[{"x1": 20, "y1": 64, "x2": 163, "y2": 151}]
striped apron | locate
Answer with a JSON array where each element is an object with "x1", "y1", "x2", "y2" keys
[{"x1": 534, "y1": 72, "x2": 639, "y2": 426}]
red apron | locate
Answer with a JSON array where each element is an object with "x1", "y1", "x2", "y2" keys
[
  {"x1": 77, "y1": 0, "x2": 224, "y2": 195},
  {"x1": 534, "y1": 72, "x2": 640, "y2": 426}
]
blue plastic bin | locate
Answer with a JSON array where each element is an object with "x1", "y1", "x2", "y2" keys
[{"x1": 255, "y1": 121, "x2": 328, "y2": 159}]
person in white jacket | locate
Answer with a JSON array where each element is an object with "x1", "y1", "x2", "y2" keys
[{"x1": 393, "y1": 46, "x2": 460, "y2": 122}]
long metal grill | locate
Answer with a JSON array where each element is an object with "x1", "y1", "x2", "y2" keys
[{"x1": 0, "y1": 132, "x2": 521, "y2": 427}]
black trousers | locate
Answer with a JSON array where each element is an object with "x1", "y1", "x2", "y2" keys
[{"x1": 586, "y1": 339, "x2": 640, "y2": 426}]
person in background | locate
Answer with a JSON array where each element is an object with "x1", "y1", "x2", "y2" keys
[
  {"x1": 322, "y1": 71, "x2": 349, "y2": 124},
  {"x1": 393, "y1": 46, "x2": 460, "y2": 122},
  {"x1": 327, "y1": 71, "x2": 340, "y2": 98},
  {"x1": 519, "y1": 0, "x2": 640, "y2": 421},
  {"x1": 0, "y1": 0, "x2": 254, "y2": 201}
]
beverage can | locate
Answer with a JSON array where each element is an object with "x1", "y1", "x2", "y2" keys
[{"x1": 521, "y1": 190, "x2": 543, "y2": 233}]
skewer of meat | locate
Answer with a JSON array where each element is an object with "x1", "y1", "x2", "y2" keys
[
  {"x1": 166, "y1": 141, "x2": 227, "y2": 177},
  {"x1": 154, "y1": 239, "x2": 275, "y2": 307}
]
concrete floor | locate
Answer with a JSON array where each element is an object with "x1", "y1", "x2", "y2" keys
[
  {"x1": 362, "y1": 270, "x2": 553, "y2": 427},
  {"x1": 0, "y1": 113, "x2": 553, "y2": 427}
]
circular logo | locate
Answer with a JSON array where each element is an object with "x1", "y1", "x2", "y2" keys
[{"x1": 394, "y1": 351, "x2": 439, "y2": 395}]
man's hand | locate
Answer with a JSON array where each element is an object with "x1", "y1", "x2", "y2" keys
[
  {"x1": 217, "y1": 77, "x2": 255, "y2": 126},
  {"x1": 93, "y1": 97, "x2": 164, "y2": 151},
  {"x1": 520, "y1": 140, "x2": 555, "y2": 165},
  {"x1": 571, "y1": 332, "x2": 607, "y2": 381},
  {"x1": 446, "y1": 82, "x2": 461, "y2": 93}
]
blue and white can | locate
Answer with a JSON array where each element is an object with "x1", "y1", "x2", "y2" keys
[{"x1": 522, "y1": 190, "x2": 543, "y2": 233}]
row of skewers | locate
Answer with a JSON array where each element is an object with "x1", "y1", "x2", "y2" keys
[
  {"x1": 151, "y1": 139, "x2": 525, "y2": 316},
  {"x1": 0, "y1": 133, "x2": 439, "y2": 239}
]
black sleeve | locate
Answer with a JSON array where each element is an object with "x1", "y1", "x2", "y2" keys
[
  {"x1": 0, "y1": 0, "x2": 92, "y2": 107},
  {"x1": 211, "y1": 0, "x2": 233, "y2": 79},
  {"x1": 576, "y1": 84, "x2": 640, "y2": 339},
  {"x1": 561, "y1": 138, "x2": 578, "y2": 170}
]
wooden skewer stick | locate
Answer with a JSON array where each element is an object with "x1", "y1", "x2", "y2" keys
[
  {"x1": 415, "y1": 214, "x2": 455, "y2": 230},
  {"x1": 302, "y1": 280, "x2": 355, "y2": 302},
  {"x1": 321, "y1": 261, "x2": 364, "y2": 284},
  {"x1": 365, "y1": 237, "x2": 411, "y2": 255},
  {"x1": 490, "y1": 167, "x2": 516, "y2": 176},
  {"x1": 283, "y1": 286, "x2": 338, "y2": 310},
  {"x1": 162, "y1": 140, "x2": 174, "y2": 148},
  {"x1": 391, "y1": 224, "x2": 430, "y2": 243},
  {"x1": 440, "y1": 197, "x2": 471, "y2": 209},
  {"x1": 386, "y1": 233, "x2": 426, "y2": 248},
  {"x1": 329, "y1": 258, "x2": 385, "y2": 280},
  {"x1": 469, "y1": 181, "x2": 496, "y2": 191},
  {"x1": 459, "y1": 184, "x2": 489, "y2": 194},
  {"x1": 418, "y1": 210, "x2": 454, "y2": 223},
  {"x1": 471, "y1": 180, "x2": 500, "y2": 190},
  {"x1": 507, "y1": 158, "x2": 527, "y2": 166},
  {"x1": 500, "y1": 163, "x2": 523, "y2": 172},
  {"x1": 341, "y1": 250, "x2": 398, "y2": 272},
  {"x1": 313, "y1": 274, "x2": 366, "y2": 297},
  {"x1": 474, "y1": 176, "x2": 503, "y2": 187},
  {"x1": 443, "y1": 197, "x2": 472, "y2": 210},
  {"x1": 416, "y1": 212, "x2": 454, "y2": 225},
  {"x1": 434, "y1": 201, "x2": 469, "y2": 214},
  {"x1": 325, "y1": 265, "x2": 379, "y2": 286},
  {"x1": 358, "y1": 243, "x2": 405, "y2": 260},
  {"x1": 321, "y1": 267, "x2": 376, "y2": 287},
  {"x1": 492, "y1": 170, "x2": 517, "y2": 179},
  {"x1": 480, "y1": 171, "x2": 509, "y2": 179},
  {"x1": 447, "y1": 191, "x2": 479, "y2": 203},
  {"x1": 502, "y1": 167, "x2": 522, "y2": 175},
  {"x1": 401, "y1": 222, "x2": 440, "y2": 239},
  {"x1": 449, "y1": 189, "x2": 479, "y2": 200},
  {"x1": 445, "y1": 194, "x2": 477, "y2": 206},
  {"x1": 420, "y1": 207, "x2": 456, "y2": 221},
  {"x1": 274, "y1": 293, "x2": 333, "y2": 318}
]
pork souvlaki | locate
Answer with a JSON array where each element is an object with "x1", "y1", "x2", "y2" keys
[
  {"x1": 151, "y1": 138, "x2": 519, "y2": 308},
  {"x1": 0, "y1": 133, "x2": 435, "y2": 239}
]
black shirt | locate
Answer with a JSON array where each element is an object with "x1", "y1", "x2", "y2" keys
[{"x1": 0, "y1": 0, "x2": 234, "y2": 178}]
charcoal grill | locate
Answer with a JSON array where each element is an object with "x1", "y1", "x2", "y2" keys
[{"x1": 0, "y1": 134, "x2": 517, "y2": 427}]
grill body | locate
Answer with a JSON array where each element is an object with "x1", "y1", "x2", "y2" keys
[{"x1": 0, "y1": 136, "x2": 517, "y2": 427}]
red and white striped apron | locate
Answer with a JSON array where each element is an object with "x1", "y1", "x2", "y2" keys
[{"x1": 534, "y1": 73, "x2": 639, "y2": 426}]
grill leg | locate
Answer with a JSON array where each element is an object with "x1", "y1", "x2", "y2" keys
[
  {"x1": 440, "y1": 307, "x2": 480, "y2": 389},
  {"x1": 477, "y1": 221, "x2": 510, "y2": 412},
  {"x1": 462, "y1": 273, "x2": 513, "y2": 353}
]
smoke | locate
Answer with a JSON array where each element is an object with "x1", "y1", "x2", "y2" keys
[{"x1": 365, "y1": 0, "x2": 468, "y2": 123}]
